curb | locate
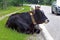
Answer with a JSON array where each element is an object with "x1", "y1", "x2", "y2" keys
[{"x1": 39, "y1": 24, "x2": 54, "y2": 40}]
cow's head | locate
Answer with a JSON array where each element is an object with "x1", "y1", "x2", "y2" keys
[{"x1": 30, "y1": 6, "x2": 49, "y2": 24}]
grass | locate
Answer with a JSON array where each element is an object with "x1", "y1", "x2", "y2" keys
[
  {"x1": 0, "y1": 6, "x2": 31, "y2": 40},
  {"x1": 0, "y1": 6, "x2": 30, "y2": 17},
  {"x1": 18, "y1": 6, "x2": 30, "y2": 13},
  {"x1": 0, "y1": 6, "x2": 22, "y2": 17}
]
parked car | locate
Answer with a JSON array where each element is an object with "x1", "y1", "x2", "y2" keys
[{"x1": 52, "y1": 1, "x2": 60, "y2": 15}]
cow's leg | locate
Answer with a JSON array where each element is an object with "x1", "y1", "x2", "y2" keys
[{"x1": 34, "y1": 24, "x2": 42, "y2": 34}]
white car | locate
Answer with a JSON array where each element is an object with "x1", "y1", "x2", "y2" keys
[{"x1": 52, "y1": 1, "x2": 60, "y2": 15}]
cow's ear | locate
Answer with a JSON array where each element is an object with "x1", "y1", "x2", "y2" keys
[{"x1": 40, "y1": 10, "x2": 44, "y2": 13}]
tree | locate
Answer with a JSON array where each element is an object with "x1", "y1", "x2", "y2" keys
[
  {"x1": 11, "y1": 0, "x2": 23, "y2": 6},
  {"x1": 0, "y1": 0, "x2": 56, "y2": 9},
  {"x1": 2, "y1": 0, "x2": 8, "y2": 9}
]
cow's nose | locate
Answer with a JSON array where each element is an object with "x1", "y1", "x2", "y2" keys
[{"x1": 45, "y1": 19, "x2": 49, "y2": 24}]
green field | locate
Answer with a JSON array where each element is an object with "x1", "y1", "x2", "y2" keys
[{"x1": 0, "y1": 6, "x2": 31, "y2": 40}]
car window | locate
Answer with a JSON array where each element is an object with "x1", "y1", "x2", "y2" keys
[{"x1": 53, "y1": 1, "x2": 56, "y2": 5}]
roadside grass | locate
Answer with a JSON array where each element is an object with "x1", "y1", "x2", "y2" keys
[
  {"x1": 0, "y1": 6, "x2": 31, "y2": 40},
  {"x1": 0, "y1": 6, "x2": 30, "y2": 17},
  {"x1": 18, "y1": 6, "x2": 30, "y2": 13},
  {"x1": 0, "y1": 6, "x2": 21, "y2": 17}
]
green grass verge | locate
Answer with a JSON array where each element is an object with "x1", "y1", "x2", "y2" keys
[
  {"x1": 0, "y1": 6, "x2": 31, "y2": 40},
  {"x1": 0, "y1": 6, "x2": 21, "y2": 17},
  {"x1": 0, "y1": 6, "x2": 30, "y2": 17},
  {"x1": 18, "y1": 6, "x2": 30, "y2": 13}
]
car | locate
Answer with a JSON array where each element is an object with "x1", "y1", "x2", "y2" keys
[{"x1": 51, "y1": 1, "x2": 60, "y2": 15}]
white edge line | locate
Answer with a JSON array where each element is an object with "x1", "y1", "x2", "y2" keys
[{"x1": 39, "y1": 24, "x2": 54, "y2": 40}]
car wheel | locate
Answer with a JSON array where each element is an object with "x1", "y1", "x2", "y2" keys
[
  {"x1": 52, "y1": 11, "x2": 54, "y2": 14},
  {"x1": 54, "y1": 12, "x2": 58, "y2": 15}
]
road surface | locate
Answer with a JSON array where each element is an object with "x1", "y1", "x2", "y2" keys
[{"x1": 41, "y1": 5, "x2": 60, "y2": 40}]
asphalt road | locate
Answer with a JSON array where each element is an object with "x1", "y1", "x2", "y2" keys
[{"x1": 41, "y1": 5, "x2": 60, "y2": 40}]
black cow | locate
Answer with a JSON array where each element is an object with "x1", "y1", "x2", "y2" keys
[{"x1": 6, "y1": 9, "x2": 49, "y2": 34}]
